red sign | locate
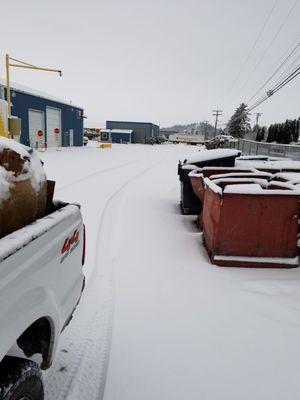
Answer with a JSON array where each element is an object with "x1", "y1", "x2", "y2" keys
[
  {"x1": 37, "y1": 130, "x2": 44, "y2": 137},
  {"x1": 54, "y1": 128, "x2": 60, "y2": 134},
  {"x1": 96, "y1": 128, "x2": 100, "y2": 133}
]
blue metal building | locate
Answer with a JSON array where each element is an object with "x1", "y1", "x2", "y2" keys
[
  {"x1": 101, "y1": 128, "x2": 133, "y2": 143},
  {"x1": 0, "y1": 80, "x2": 84, "y2": 147},
  {"x1": 106, "y1": 121, "x2": 159, "y2": 144}
]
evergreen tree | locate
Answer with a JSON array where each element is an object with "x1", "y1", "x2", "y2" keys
[
  {"x1": 292, "y1": 119, "x2": 299, "y2": 143},
  {"x1": 267, "y1": 124, "x2": 274, "y2": 142},
  {"x1": 227, "y1": 103, "x2": 251, "y2": 138}
]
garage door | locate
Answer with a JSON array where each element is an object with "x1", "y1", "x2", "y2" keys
[
  {"x1": 28, "y1": 109, "x2": 44, "y2": 148},
  {"x1": 46, "y1": 107, "x2": 61, "y2": 148}
]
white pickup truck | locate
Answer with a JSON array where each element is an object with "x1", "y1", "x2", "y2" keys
[{"x1": 0, "y1": 200, "x2": 85, "y2": 400}]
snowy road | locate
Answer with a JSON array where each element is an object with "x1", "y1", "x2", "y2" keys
[{"x1": 40, "y1": 143, "x2": 300, "y2": 400}]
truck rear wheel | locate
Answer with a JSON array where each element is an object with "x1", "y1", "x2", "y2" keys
[{"x1": 0, "y1": 357, "x2": 43, "y2": 400}]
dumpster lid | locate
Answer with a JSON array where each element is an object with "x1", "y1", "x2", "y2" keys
[
  {"x1": 209, "y1": 171, "x2": 273, "y2": 180},
  {"x1": 181, "y1": 164, "x2": 198, "y2": 171},
  {"x1": 181, "y1": 149, "x2": 241, "y2": 164},
  {"x1": 224, "y1": 184, "x2": 264, "y2": 194},
  {"x1": 274, "y1": 172, "x2": 300, "y2": 183}
]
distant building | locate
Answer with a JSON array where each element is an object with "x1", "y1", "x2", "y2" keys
[
  {"x1": 0, "y1": 80, "x2": 85, "y2": 147},
  {"x1": 100, "y1": 128, "x2": 133, "y2": 143},
  {"x1": 159, "y1": 129, "x2": 179, "y2": 139},
  {"x1": 106, "y1": 121, "x2": 159, "y2": 144}
]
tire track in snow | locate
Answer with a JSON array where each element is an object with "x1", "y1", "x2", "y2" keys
[
  {"x1": 44, "y1": 158, "x2": 164, "y2": 400},
  {"x1": 56, "y1": 160, "x2": 137, "y2": 192}
]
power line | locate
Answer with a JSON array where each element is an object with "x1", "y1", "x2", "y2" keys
[
  {"x1": 247, "y1": 40, "x2": 300, "y2": 103},
  {"x1": 248, "y1": 63, "x2": 300, "y2": 111},
  {"x1": 270, "y1": 51, "x2": 300, "y2": 87},
  {"x1": 225, "y1": 0, "x2": 280, "y2": 100},
  {"x1": 239, "y1": 0, "x2": 299, "y2": 94}
]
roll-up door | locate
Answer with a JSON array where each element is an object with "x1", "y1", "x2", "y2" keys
[
  {"x1": 46, "y1": 107, "x2": 61, "y2": 148},
  {"x1": 28, "y1": 109, "x2": 44, "y2": 148}
]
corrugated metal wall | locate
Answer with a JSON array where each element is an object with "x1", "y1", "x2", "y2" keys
[
  {"x1": 111, "y1": 132, "x2": 131, "y2": 143},
  {"x1": 106, "y1": 121, "x2": 159, "y2": 144},
  {"x1": 3, "y1": 87, "x2": 84, "y2": 147}
]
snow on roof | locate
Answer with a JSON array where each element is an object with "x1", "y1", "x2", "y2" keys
[
  {"x1": 181, "y1": 149, "x2": 241, "y2": 164},
  {"x1": 111, "y1": 129, "x2": 133, "y2": 134},
  {"x1": 0, "y1": 79, "x2": 83, "y2": 110}
]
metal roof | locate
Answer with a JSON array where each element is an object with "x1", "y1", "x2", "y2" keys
[
  {"x1": 106, "y1": 120, "x2": 159, "y2": 127},
  {"x1": 0, "y1": 79, "x2": 83, "y2": 110},
  {"x1": 111, "y1": 129, "x2": 133, "y2": 134}
]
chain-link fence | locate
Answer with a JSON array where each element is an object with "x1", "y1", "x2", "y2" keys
[{"x1": 226, "y1": 139, "x2": 300, "y2": 160}]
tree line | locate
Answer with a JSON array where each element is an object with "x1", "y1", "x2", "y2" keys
[{"x1": 227, "y1": 103, "x2": 300, "y2": 144}]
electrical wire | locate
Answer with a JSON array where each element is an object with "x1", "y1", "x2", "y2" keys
[
  {"x1": 247, "y1": 40, "x2": 300, "y2": 103},
  {"x1": 239, "y1": 0, "x2": 299, "y2": 93},
  {"x1": 248, "y1": 64, "x2": 300, "y2": 111},
  {"x1": 224, "y1": 0, "x2": 280, "y2": 100}
]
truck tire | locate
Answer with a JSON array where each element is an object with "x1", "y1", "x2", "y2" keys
[{"x1": 0, "y1": 357, "x2": 44, "y2": 400}]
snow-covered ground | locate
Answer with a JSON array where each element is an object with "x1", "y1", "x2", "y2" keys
[{"x1": 40, "y1": 142, "x2": 300, "y2": 400}]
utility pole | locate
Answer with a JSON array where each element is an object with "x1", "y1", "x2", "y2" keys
[
  {"x1": 212, "y1": 110, "x2": 223, "y2": 137},
  {"x1": 254, "y1": 112, "x2": 262, "y2": 126},
  {"x1": 203, "y1": 120, "x2": 209, "y2": 140}
]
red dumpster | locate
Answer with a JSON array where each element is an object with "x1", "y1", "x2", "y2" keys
[
  {"x1": 202, "y1": 178, "x2": 300, "y2": 268},
  {"x1": 189, "y1": 167, "x2": 257, "y2": 202}
]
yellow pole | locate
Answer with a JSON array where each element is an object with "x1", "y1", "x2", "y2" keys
[{"x1": 5, "y1": 54, "x2": 11, "y2": 136}]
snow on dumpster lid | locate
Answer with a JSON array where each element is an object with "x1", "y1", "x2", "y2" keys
[
  {"x1": 181, "y1": 164, "x2": 198, "y2": 171},
  {"x1": 188, "y1": 169, "x2": 203, "y2": 177},
  {"x1": 209, "y1": 171, "x2": 273, "y2": 180},
  {"x1": 236, "y1": 159, "x2": 300, "y2": 170},
  {"x1": 212, "y1": 177, "x2": 269, "y2": 187},
  {"x1": 203, "y1": 177, "x2": 222, "y2": 195},
  {"x1": 202, "y1": 166, "x2": 255, "y2": 172},
  {"x1": 224, "y1": 184, "x2": 263, "y2": 194},
  {"x1": 274, "y1": 172, "x2": 300, "y2": 182},
  {"x1": 181, "y1": 149, "x2": 241, "y2": 164}
]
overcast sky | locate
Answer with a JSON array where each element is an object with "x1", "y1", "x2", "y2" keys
[{"x1": 1, "y1": 0, "x2": 299, "y2": 128}]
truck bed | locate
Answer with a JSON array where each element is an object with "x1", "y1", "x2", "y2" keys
[{"x1": 0, "y1": 201, "x2": 85, "y2": 368}]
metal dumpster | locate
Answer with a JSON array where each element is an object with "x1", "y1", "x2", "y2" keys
[
  {"x1": 202, "y1": 178, "x2": 300, "y2": 268},
  {"x1": 178, "y1": 149, "x2": 241, "y2": 214},
  {"x1": 189, "y1": 167, "x2": 266, "y2": 202},
  {"x1": 179, "y1": 164, "x2": 201, "y2": 214}
]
